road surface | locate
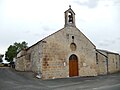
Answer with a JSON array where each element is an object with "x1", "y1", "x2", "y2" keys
[{"x1": 0, "y1": 67, "x2": 120, "y2": 90}]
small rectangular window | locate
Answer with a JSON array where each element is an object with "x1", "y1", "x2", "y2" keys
[{"x1": 72, "y1": 36, "x2": 74, "y2": 39}]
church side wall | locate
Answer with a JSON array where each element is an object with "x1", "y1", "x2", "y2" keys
[
  {"x1": 15, "y1": 55, "x2": 31, "y2": 71},
  {"x1": 29, "y1": 42, "x2": 43, "y2": 75},
  {"x1": 15, "y1": 56, "x2": 26, "y2": 71},
  {"x1": 108, "y1": 53, "x2": 120, "y2": 73},
  {"x1": 96, "y1": 52, "x2": 107, "y2": 75},
  {"x1": 15, "y1": 50, "x2": 31, "y2": 71}
]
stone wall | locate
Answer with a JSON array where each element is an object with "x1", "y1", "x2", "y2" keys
[
  {"x1": 97, "y1": 50, "x2": 120, "y2": 74},
  {"x1": 27, "y1": 42, "x2": 43, "y2": 74},
  {"x1": 15, "y1": 55, "x2": 31, "y2": 71},
  {"x1": 15, "y1": 49, "x2": 32, "y2": 72},
  {"x1": 96, "y1": 52, "x2": 107, "y2": 75},
  {"x1": 41, "y1": 26, "x2": 97, "y2": 79},
  {"x1": 108, "y1": 53, "x2": 120, "y2": 73}
]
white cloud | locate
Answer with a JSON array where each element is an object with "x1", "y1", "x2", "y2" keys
[
  {"x1": 0, "y1": 0, "x2": 120, "y2": 54},
  {"x1": 74, "y1": 0, "x2": 100, "y2": 8}
]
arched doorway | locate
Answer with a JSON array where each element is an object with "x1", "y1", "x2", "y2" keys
[{"x1": 69, "y1": 54, "x2": 79, "y2": 77}]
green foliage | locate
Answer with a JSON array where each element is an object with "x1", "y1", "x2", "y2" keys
[
  {"x1": 5, "y1": 41, "x2": 28, "y2": 62},
  {"x1": 0, "y1": 55, "x2": 4, "y2": 62},
  {"x1": 0, "y1": 59, "x2": 2, "y2": 62}
]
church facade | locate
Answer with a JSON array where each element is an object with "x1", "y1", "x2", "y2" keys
[{"x1": 15, "y1": 7, "x2": 120, "y2": 80}]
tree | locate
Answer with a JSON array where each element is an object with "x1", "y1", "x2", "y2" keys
[
  {"x1": 0, "y1": 58, "x2": 2, "y2": 63},
  {"x1": 5, "y1": 41, "x2": 28, "y2": 62},
  {"x1": 0, "y1": 54, "x2": 4, "y2": 63}
]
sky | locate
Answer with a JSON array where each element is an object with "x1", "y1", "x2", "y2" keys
[{"x1": 0, "y1": 0, "x2": 120, "y2": 56}]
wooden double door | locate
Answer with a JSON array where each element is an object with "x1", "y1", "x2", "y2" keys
[{"x1": 69, "y1": 54, "x2": 79, "y2": 77}]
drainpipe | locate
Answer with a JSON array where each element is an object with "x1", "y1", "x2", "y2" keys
[
  {"x1": 106, "y1": 53, "x2": 109, "y2": 74},
  {"x1": 119, "y1": 55, "x2": 120, "y2": 71},
  {"x1": 106, "y1": 57, "x2": 109, "y2": 74}
]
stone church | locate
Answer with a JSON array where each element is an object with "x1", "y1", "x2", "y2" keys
[{"x1": 15, "y1": 6, "x2": 120, "y2": 80}]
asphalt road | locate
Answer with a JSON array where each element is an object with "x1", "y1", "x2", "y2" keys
[{"x1": 0, "y1": 67, "x2": 120, "y2": 90}]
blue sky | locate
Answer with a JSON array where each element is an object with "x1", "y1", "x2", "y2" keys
[{"x1": 0, "y1": 0, "x2": 120, "y2": 55}]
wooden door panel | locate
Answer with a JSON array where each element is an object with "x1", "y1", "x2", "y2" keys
[{"x1": 69, "y1": 54, "x2": 78, "y2": 77}]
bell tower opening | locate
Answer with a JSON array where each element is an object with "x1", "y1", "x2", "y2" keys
[
  {"x1": 68, "y1": 11, "x2": 73, "y2": 23},
  {"x1": 64, "y1": 5, "x2": 76, "y2": 27}
]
